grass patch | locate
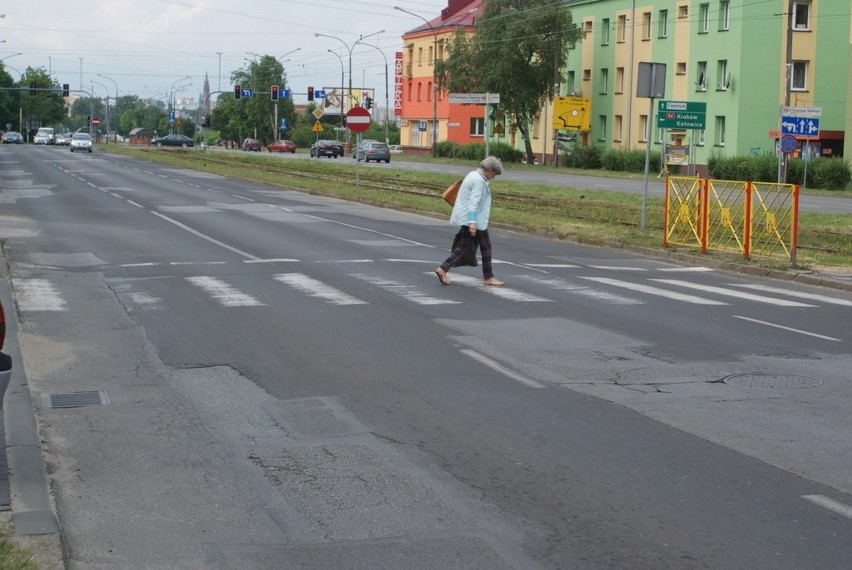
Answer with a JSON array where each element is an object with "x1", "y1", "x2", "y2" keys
[
  {"x1": 103, "y1": 146, "x2": 852, "y2": 271},
  {"x1": 0, "y1": 522, "x2": 39, "y2": 570}
]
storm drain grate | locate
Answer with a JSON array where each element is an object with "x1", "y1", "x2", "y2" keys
[
  {"x1": 722, "y1": 374, "x2": 823, "y2": 389},
  {"x1": 46, "y1": 390, "x2": 110, "y2": 409}
]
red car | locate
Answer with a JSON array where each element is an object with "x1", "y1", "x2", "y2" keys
[{"x1": 268, "y1": 139, "x2": 296, "y2": 153}]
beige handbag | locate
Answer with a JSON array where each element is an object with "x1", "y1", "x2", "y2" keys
[{"x1": 442, "y1": 179, "x2": 463, "y2": 206}]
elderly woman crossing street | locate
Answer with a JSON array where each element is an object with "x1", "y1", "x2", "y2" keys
[{"x1": 434, "y1": 156, "x2": 504, "y2": 287}]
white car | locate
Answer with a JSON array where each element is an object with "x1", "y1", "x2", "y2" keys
[
  {"x1": 70, "y1": 132, "x2": 93, "y2": 153},
  {"x1": 33, "y1": 133, "x2": 53, "y2": 145}
]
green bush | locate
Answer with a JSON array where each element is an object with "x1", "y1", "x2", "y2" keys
[
  {"x1": 809, "y1": 157, "x2": 852, "y2": 190},
  {"x1": 707, "y1": 152, "x2": 851, "y2": 190},
  {"x1": 563, "y1": 144, "x2": 603, "y2": 169},
  {"x1": 436, "y1": 141, "x2": 523, "y2": 163}
]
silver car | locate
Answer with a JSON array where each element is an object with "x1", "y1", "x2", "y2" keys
[
  {"x1": 356, "y1": 141, "x2": 391, "y2": 163},
  {"x1": 70, "y1": 132, "x2": 93, "y2": 153}
]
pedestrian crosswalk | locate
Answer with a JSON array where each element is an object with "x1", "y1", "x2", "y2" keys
[{"x1": 11, "y1": 265, "x2": 852, "y2": 318}]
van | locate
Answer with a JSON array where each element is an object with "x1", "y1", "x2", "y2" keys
[{"x1": 34, "y1": 127, "x2": 55, "y2": 145}]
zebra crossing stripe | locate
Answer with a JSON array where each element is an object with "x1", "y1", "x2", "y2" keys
[
  {"x1": 14, "y1": 279, "x2": 68, "y2": 311},
  {"x1": 186, "y1": 276, "x2": 263, "y2": 307},
  {"x1": 581, "y1": 277, "x2": 728, "y2": 305},
  {"x1": 651, "y1": 279, "x2": 816, "y2": 307},
  {"x1": 352, "y1": 274, "x2": 460, "y2": 305},
  {"x1": 274, "y1": 273, "x2": 367, "y2": 305},
  {"x1": 518, "y1": 275, "x2": 643, "y2": 305},
  {"x1": 448, "y1": 274, "x2": 553, "y2": 302},
  {"x1": 730, "y1": 283, "x2": 852, "y2": 306}
]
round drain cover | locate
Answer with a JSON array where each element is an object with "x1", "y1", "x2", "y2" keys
[{"x1": 722, "y1": 373, "x2": 822, "y2": 389}]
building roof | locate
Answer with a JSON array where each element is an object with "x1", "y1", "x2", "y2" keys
[{"x1": 401, "y1": 0, "x2": 482, "y2": 36}]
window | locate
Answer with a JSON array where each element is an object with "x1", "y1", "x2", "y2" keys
[
  {"x1": 566, "y1": 71, "x2": 576, "y2": 94},
  {"x1": 583, "y1": 20, "x2": 593, "y2": 34},
  {"x1": 793, "y1": 1, "x2": 810, "y2": 30},
  {"x1": 639, "y1": 115, "x2": 649, "y2": 142},
  {"x1": 716, "y1": 60, "x2": 729, "y2": 89},
  {"x1": 600, "y1": 68, "x2": 609, "y2": 94},
  {"x1": 601, "y1": 19, "x2": 610, "y2": 45},
  {"x1": 583, "y1": 69, "x2": 592, "y2": 81},
  {"x1": 719, "y1": 0, "x2": 730, "y2": 31},
  {"x1": 427, "y1": 81, "x2": 433, "y2": 102},
  {"x1": 617, "y1": 15, "x2": 627, "y2": 42},
  {"x1": 696, "y1": 129, "x2": 706, "y2": 146},
  {"x1": 406, "y1": 80, "x2": 412, "y2": 101},
  {"x1": 699, "y1": 4, "x2": 709, "y2": 33},
  {"x1": 642, "y1": 12, "x2": 652, "y2": 40},
  {"x1": 598, "y1": 115, "x2": 607, "y2": 141},
  {"x1": 614, "y1": 115, "x2": 623, "y2": 142},
  {"x1": 615, "y1": 67, "x2": 625, "y2": 93},
  {"x1": 658, "y1": 10, "x2": 669, "y2": 38},
  {"x1": 678, "y1": 5, "x2": 688, "y2": 18},
  {"x1": 676, "y1": 62, "x2": 687, "y2": 75},
  {"x1": 697, "y1": 61, "x2": 708, "y2": 91},
  {"x1": 470, "y1": 117, "x2": 485, "y2": 137},
  {"x1": 417, "y1": 81, "x2": 423, "y2": 102},
  {"x1": 417, "y1": 47, "x2": 423, "y2": 67},
  {"x1": 715, "y1": 116, "x2": 726, "y2": 146},
  {"x1": 791, "y1": 61, "x2": 808, "y2": 90}
]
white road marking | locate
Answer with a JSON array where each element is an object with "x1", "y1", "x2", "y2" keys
[
  {"x1": 656, "y1": 266, "x2": 715, "y2": 272},
  {"x1": 448, "y1": 274, "x2": 553, "y2": 302},
  {"x1": 588, "y1": 265, "x2": 646, "y2": 271},
  {"x1": 274, "y1": 273, "x2": 367, "y2": 305},
  {"x1": 14, "y1": 279, "x2": 68, "y2": 311},
  {"x1": 652, "y1": 279, "x2": 816, "y2": 307},
  {"x1": 351, "y1": 273, "x2": 460, "y2": 305},
  {"x1": 525, "y1": 263, "x2": 580, "y2": 268},
  {"x1": 731, "y1": 283, "x2": 852, "y2": 306},
  {"x1": 243, "y1": 258, "x2": 300, "y2": 264},
  {"x1": 151, "y1": 211, "x2": 260, "y2": 260},
  {"x1": 128, "y1": 292, "x2": 162, "y2": 308},
  {"x1": 733, "y1": 316, "x2": 841, "y2": 341},
  {"x1": 581, "y1": 277, "x2": 728, "y2": 305},
  {"x1": 461, "y1": 349, "x2": 546, "y2": 389},
  {"x1": 186, "y1": 276, "x2": 264, "y2": 307},
  {"x1": 802, "y1": 495, "x2": 852, "y2": 520},
  {"x1": 519, "y1": 275, "x2": 643, "y2": 305}
]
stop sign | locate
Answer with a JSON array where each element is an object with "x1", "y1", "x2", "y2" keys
[{"x1": 346, "y1": 106, "x2": 371, "y2": 133}]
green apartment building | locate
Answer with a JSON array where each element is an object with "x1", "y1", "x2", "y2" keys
[{"x1": 561, "y1": 0, "x2": 848, "y2": 172}]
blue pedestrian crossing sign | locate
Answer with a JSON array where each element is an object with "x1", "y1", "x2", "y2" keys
[
  {"x1": 280, "y1": 118, "x2": 287, "y2": 129},
  {"x1": 315, "y1": 90, "x2": 326, "y2": 99},
  {"x1": 780, "y1": 116, "x2": 820, "y2": 139}
]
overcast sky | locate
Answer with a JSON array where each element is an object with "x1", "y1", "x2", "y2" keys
[{"x1": 2, "y1": 0, "x2": 449, "y2": 104}]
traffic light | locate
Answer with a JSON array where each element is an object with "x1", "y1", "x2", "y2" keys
[
  {"x1": 62, "y1": 83, "x2": 70, "y2": 97},
  {"x1": 30, "y1": 83, "x2": 36, "y2": 96},
  {"x1": 202, "y1": 115, "x2": 211, "y2": 128},
  {"x1": 364, "y1": 97, "x2": 373, "y2": 110},
  {"x1": 234, "y1": 85, "x2": 241, "y2": 99},
  {"x1": 307, "y1": 86, "x2": 314, "y2": 101},
  {"x1": 271, "y1": 85, "x2": 279, "y2": 101}
]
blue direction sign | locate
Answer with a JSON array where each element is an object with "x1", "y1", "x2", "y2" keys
[
  {"x1": 780, "y1": 116, "x2": 820, "y2": 139},
  {"x1": 240, "y1": 88, "x2": 253, "y2": 98},
  {"x1": 282, "y1": 88, "x2": 291, "y2": 99},
  {"x1": 315, "y1": 90, "x2": 326, "y2": 99}
]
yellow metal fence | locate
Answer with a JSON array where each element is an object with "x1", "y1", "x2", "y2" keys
[{"x1": 664, "y1": 177, "x2": 799, "y2": 263}]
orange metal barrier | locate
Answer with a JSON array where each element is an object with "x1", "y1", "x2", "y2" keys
[{"x1": 664, "y1": 177, "x2": 799, "y2": 263}]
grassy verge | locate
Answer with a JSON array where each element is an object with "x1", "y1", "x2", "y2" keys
[
  {"x1": 102, "y1": 146, "x2": 852, "y2": 271},
  {"x1": 0, "y1": 520, "x2": 38, "y2": 570}
]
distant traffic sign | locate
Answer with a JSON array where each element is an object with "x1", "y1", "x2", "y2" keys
[
  {"x1": 346, "y1": 106, "x2": 371, "y2": 133},
  {"x1": 780, "y1": 116, "x2": 820, "y2": 139},
  {"x1": 448, "y1": 93, "x2": 500, "y2": 104},
  {"x1": 315, "y1": 90, "x2": 326, "y2": 99},
  {"x1": 780, "y1": 134, "x2": 798, "y2": 154}
]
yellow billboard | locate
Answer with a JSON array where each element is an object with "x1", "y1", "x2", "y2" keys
[{"x1": 552, "y1": 96, "x2": 591, "y2": 132}]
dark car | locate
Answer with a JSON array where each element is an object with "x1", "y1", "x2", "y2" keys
[
  {"x1": 0, "y1": 297, "x2": 12, "y2": 412},
  {"x1": 242, "y1": 138, "x2": 261, "y2": 152},
  {"x1": 268, "y1": 139, "x2": 296, "y2": 153},
  {"x1": 151, "y1": 134, "x2": 195, "y2": 149},
  {"x1": 310, "y1": 139, "x2": 344, "y2": 158},
  {"x1": 2, "y1": 131, "x2": 23, "y2": 144},
  {"x1": 356, "y1": 141, "x2": 391, "y2": 163}
]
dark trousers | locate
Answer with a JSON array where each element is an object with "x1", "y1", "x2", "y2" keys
[{"x1": 440, "y1": 227, "x2": 494, "y2": 279}]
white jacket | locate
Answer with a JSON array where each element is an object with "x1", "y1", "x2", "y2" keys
[{"x1": 449, "y1": 169, "x2": 492, "y2": 230}]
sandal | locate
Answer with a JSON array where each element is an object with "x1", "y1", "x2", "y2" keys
[{"x1": 434, "y1": 268, "x2": 450, "y2": 285}]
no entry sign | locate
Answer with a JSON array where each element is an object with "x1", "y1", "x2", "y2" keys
[{"x1": 346, "y1": 106, "x2": 371, "y2": 133}]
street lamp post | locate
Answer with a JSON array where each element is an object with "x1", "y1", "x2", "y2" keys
[
  {"x1": 394, "y1": 6, "x2": 440, "y2": 157},
  {"x1": 97, "y1": 74, "x2": 119, "y2": 142},
  {"x1": 328, "y1": 49, "x2": 345, "y2": 117},
  {"x1": 169, "y1": 76, "x2": 191, "y2": 135},
  {"x1": 314, "y1": 30, "x2": 384, "y2": 116},
  {"x1": 91, "y1": 80, "x2": 110, "y2": 142},
  {"x1": 358, "y1": 42, "x2": 389, "y2": 143}
]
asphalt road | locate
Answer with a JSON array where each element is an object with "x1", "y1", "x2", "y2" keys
[{"x1": 1, "y1": 145, "x2": 851, "y2": 568}]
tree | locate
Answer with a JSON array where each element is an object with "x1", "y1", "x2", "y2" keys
[
  {"x1": 438, "y1": 0, "x2": 580, "y2": 163},
  {"x1": 19, "y1": 67, "x2": 66, "y2": 136},
  {"x1": 0, "y1": 64, "x2": 21, "y2": 131}
]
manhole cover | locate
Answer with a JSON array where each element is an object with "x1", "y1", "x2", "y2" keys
[
  {"x1": 722, "y1": 374, "x2": 822, "y2": 389},
  {"x1": 46, "y1": 390, "x2": 110, "y2": 409}
]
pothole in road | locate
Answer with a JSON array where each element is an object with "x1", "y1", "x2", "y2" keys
[{"x1": 720, "y1": 373, "x2": 823, "y2": 389}]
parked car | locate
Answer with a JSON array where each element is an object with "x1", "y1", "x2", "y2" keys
[
  {"x1": 0, "y1": 297, "x2": 12, "y2": 411},
  {"x1": 69, "y1": 132, "x2": 93, "y2": 153},
  {"x1": 310, "y1": 139, "x2": 344, "y2": 158},
  {"x1": 388, "y1": 145, "x2": 403, "y2": 155},
  {"x1": 268, "y1": 139, "x2": 296, "y2": 153},
  {"x1": 242, "y1": 138, "x2": 261, "y2": 152},
  {"x1": 151, "y1": 134, "x2": 194, "y2": 149},
  {"x1": 356, "y1": 141, "x2": 391, "y2": 163},
  {"x1": 2, "y1": 131, "x2": 23, "y2": 144}
]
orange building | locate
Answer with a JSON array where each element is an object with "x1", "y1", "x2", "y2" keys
[{"x1": 397, "y1": 0, "x2": 483, "y2": 155}]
